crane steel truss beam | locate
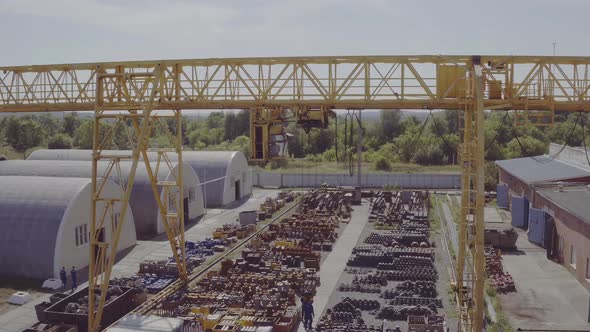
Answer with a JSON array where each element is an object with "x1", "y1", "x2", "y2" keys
[
  {"x1": 88, "y1": 68, "x2": 187, "y2": 331},
  {"x1": 0, "y1": 55, "x2": 590, "y2": 113}
]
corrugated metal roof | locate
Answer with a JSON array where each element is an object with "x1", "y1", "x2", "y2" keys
[
  {"x1": 0, "y1": 176, "x2": 89, "y2": 279},
  {"x1": 537, "y1": 185, "x2": 590, "y2": 226},
  {"x1": 495, "y1": 156, "x2": 590, "y2": 185},
  {"x1": 27, "y1": 149, "x2": 251, "y2": 207},
  {"x1": 0, "y1": 160, "x2": 201, "y2": 236}
]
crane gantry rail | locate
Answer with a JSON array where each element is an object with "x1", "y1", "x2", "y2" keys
[{"x1": 1, "y1": 55, "x2": 590, "y2": 332}]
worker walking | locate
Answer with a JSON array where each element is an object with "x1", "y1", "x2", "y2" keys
[
  {"x1": 301, "y1": 296, "x2": 315, "y2": 330},
  {"x1": 59, "y1": 267, "x2": 67, "y2": 289},
  {"x1": 70, "y1": 267, "x2": 77, "y2": 292}
]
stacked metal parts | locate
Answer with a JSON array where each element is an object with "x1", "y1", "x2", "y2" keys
[
  {"x1": 485, "y1": 246, "x2": 516, "y2": 293},
  {"x1": 110, "y1": 238, "x2": 230, "y2": 295},
  {"x1": 147, "y1": 189, "x2": 352, "y2": 331},
  {"x1": 316, "y1": 191, "x2": 445, "y2": 332}
]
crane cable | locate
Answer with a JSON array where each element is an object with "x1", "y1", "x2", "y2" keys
[
  {"x1": 429, "y1": 110, "x2": 456, "y2": 154},
  {"x1": 508, "y1": 112, "x2": 583, "y2": 164},
  {"x1": 580, "y1": 115, "x2": 590, "y2": 168},
  {"x1": 343, "y1": 110, "x2": 354, "y2": 176},
  {"x1": 393, "y1": 112, "x2": 432, "y2": 160},
  {"x1": 348, "y1": 111, "x2": 355, "y2": 176},
  {"x1": 350, "y1": 111, "x2": 365, "y2": 177},
  {"x1": 485, "y1": 110, "x2": 511, "y2": 151},
  {"x1": 334, "y1": 115, "x2": 339, "y2": 162}
]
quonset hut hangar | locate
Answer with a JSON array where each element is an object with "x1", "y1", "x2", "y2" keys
[{"x1": 27, "y1": 149, "x2": 253, "y2": 208}]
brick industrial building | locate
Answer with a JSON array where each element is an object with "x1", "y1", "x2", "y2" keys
[
  {"x1": 533, "y1": 185, "x2": 590, "y2": 288},
  {"x1": 495, "y1": 156, "x2": 590, "y2": 204},
  {"x1": 496, "y1": 154, "x2": 590, "y2": 289}
]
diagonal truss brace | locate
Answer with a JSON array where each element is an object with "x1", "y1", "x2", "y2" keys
[{"x1": 88, "y1": 67, "x2": 187, "y2": 332}]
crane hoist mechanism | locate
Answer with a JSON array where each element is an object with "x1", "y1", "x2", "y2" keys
[
  {"x1": 249, "y1": 105, "x2": 335, "y2": 161},
  {"x1": 1, "y1": 55, "x2": 590, "y2": 332}
]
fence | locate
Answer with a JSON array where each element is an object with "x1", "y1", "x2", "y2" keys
[{"x1": 253, "y1": 172, "x2": 460, "y2": 189}]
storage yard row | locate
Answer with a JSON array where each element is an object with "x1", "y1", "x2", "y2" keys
[
  {"x1": 22, "y1": 189, "x2": 455, "y2": 332},
  {"x1": 315, "y1": 191, "x2": 448, "y2": 332}
]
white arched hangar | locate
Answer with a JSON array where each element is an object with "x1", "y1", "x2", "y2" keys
[
  {"x1": 0, "y1": 176, "x2": 136, "y2": 280},
  {"x1": 27, "y1": 149, "x2": 253, "y2": 208},
  {"x1": 0, "y1": 160, "x2": 205, "y2": 238},
  {"x1": 177, "y1": 151, "x2": 252, "y2": 207}
]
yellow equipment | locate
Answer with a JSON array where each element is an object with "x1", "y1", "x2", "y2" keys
[{"x1": 1, "y1": 55, "x2": 590, "y2": 332}]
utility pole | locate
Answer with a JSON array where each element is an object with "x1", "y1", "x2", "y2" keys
[{"x1": 553, "y1": 42, "x2": 557, "y2": 56}]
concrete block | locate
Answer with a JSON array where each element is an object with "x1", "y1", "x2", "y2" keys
[
  {"x1": 8, "y1": 292, "x2": 32, "y2": 305},
  {"x1": 42, "y1": 278, "x2": 62, "y2": 290}
]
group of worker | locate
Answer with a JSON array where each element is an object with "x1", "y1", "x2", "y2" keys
[{"x1": 59, "y1": 266, "x2": 78, "y2": 292}]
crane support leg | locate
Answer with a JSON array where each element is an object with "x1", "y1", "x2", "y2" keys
[
  {"x1": 88, "y1": 67, "x2": 187, "y2": 331},
  {"x1": 457, "y1": 62, "x2": 486, "y2": 332}
]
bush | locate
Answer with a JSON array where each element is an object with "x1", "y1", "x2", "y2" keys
[
  {"x1": 48, "y1": 134, "x2": 73, "y2": 149},
  {"x1": 266, "y1": 159, "x2": 288, "y2": 170},
  {"x1": 374, "y1": 156, "x2": 392, "y2": 171}
]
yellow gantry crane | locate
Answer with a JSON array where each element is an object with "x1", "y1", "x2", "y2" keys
[{"x1": 1, "y1": 55, "x2": 590, "y2": 331}]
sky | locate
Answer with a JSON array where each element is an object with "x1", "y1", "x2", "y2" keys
[{"x1": 0, "y1": 0, "x2": 588, "y2": 66}]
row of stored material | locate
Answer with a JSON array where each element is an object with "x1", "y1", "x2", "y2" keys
[
  {"x1": 316, "y1": 190, "x2": 446, "y2": 332},
  {"x1": 128, "y1": 188, "x2": 352, "y2": 332}
]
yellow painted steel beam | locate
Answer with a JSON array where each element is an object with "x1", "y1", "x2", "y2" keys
[
  {"x1": 0, "y1": 55, "x2": 589, "y2": 112},
  {"x1": 88, "y1": 68, "x2": 187, "y2": 331},
  {"x1": 456, "y1": 62, "x2": 487, "y2": 331},
  {"x1": 473, "y1": 64, "x2": 486, "y2": 332}
]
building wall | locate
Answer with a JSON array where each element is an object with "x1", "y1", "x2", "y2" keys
[
  {"x1": 222, "y1": 153, "x2": 252, "y2": 206},
  {"x1": 497, "y1": 167, "x2": 590, "y2": 209},
  {"x1": 497, "y1": 168, "x2": 532, "y2": 207},
  {"x1": 155, "y1": 162, "x2": 205, "y2": 234},
  {"x1": 0, "y1": 160, "x2": 205, "y2": 238},
  {"x1": 253, "y1": 172, "x2": 461, "y2": 189},
  {"x1": 55, "y1": 180, "x2": 136, "y2": 278},
  {"x1": 533, "y1": 193, "x2": 590, "y2": 289}
]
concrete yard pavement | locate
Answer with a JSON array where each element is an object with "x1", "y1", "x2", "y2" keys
[
  {"x1": 0, "y1": 189, "x2": 279, "y2": 332},
  {"x1": 501, "y1": 228, "x2": 590, "y2": 330},
  {"x1": 296, "y1": 200, "x2": 370, "y2": 332}
]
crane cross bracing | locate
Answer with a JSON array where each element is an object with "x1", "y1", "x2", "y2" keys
[{"x1": 1, "y1": 55, "x2": 589, "y2": 112}]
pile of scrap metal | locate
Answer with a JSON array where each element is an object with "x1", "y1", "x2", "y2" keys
[
  {"x1": 485, "y1": 246, "x2": 516, "y2": 293},
  {"x1": 257, "y1": 191, "x2": 298, "y2": 221}
]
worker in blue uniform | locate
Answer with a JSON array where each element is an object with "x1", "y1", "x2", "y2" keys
[
  {"x1": 70, "y1": 267, "x2": 78, "y2": 292},
  {"x1": 301, "y1": 296, "x2": 315, "y2": 330},
  {"x1": 60, "y1": 267, "x2": 67, "y2": 289}
]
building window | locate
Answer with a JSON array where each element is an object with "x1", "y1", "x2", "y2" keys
[
  {"x1": 586, "y1": 258, "x2": 590, "y2": 279},
  {"x1": 558, "y1": 236, "x2": 564, "y2": 256},
  {"x1": 112, "y1": 213, "x2": 120, "y2": 233},
  {"x1": 169, "y1": 195, "x2": 175, "y2": 210},
  {"x1": 83, "y1": 224, "x2": 88, "y2": 244},
  {"x1": 570, "y1": 244, "x2": 576, "y2": 268},
  {"x1": 75, "y1": 224, "x2": 89, "y2": 247}
]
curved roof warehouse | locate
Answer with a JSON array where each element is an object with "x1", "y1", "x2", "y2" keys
[
  {"x1": 0, "y1": 160, "x2": 205, "y2": 238},
  {"x1": 0, "y1": 176, "x2": 136, "y2": 279},
  {"x1": 27, "y1": 149, "x2": 253, "y2": 208}
]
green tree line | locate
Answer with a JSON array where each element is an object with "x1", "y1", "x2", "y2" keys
[{"x1": 1, "y1": 110, "x2": 588, "y2": 191}]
